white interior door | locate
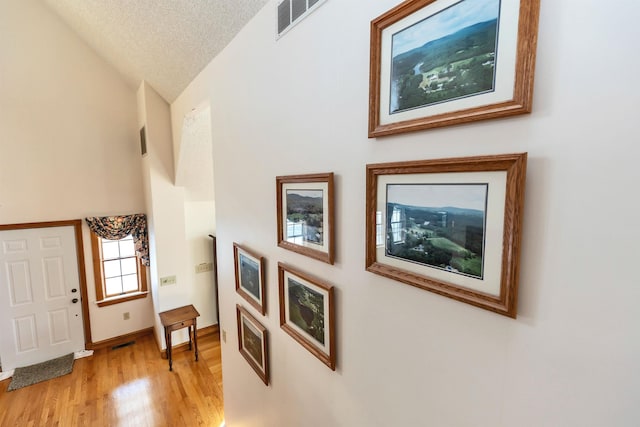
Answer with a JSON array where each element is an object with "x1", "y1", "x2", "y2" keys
[{"x1": 0, "y1": 225, "x2": 85, "y2": 371}]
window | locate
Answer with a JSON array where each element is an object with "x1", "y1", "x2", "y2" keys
[
  {"x1": 390, "y1": 206, "x2": 405, "y2": 244},
  {"x1": 376, "y1": 211, "x2": 384, "y2": 246},
  {"x1": 91, "y1": 232, "x2": 148, "y2": 307}
]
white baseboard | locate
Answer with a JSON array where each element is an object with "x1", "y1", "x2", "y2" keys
[
  {"x1": 74, "y1": 349, "x2": 94, "y2": 359},
  {"x1": 0, "y1": 370, "x2": 14, "y2": 381}
]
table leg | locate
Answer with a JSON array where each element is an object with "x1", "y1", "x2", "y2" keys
[
  {"x1": 194, "y1": 319, "x2": 199, "y2": 362},
  {"x1": 188, "y1": 325, "x2": 192, "y2": 350},
  {"x1": 167, "y1": 328, "x2": 173, "y2": 371}
]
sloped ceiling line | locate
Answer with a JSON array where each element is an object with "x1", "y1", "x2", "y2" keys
[{"x1": 41, "y1": 0, "x2": 269, "y2": 102}]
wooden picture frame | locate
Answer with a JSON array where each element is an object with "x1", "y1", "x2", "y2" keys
[
  {"x1": 276, "y1": 173, "x2": 335, "y2": 264},
  {"x1": 236, "y1": 305, "x2": 269, "y2": 385},
  {"x1": 368, "y1": 0, "x2": 540, "y2": 137},
  {"x1": 234, "y1": 243, "x2": 266, "y2": 315},
  {"x1": 365, "y1": 153, "x2": 527, "y2": 317},
  {"x1": 278, "y1": 262, "x2": 335, "y2": 370}
]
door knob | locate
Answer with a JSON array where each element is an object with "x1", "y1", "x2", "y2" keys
[
  {"x1": 72, "y1": 298, "x2": 79, "y2": 304},
  {"x1": 71, "y1": 288, "x2": 77, "y2": 293}
]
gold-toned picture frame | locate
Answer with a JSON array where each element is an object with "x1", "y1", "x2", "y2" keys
[
  {"x1": 233, "y1": 243, "x2": 266, "y2": 315},
  {"x1": 278, "y1": 262, "x2": 336, "y2": 370},
  {"x1": 276, "y1": 173, "x2": 335, "y2": 264},
  {"x1": 365, "y1": 153, "x2": 527, "y2": 317},
  {"x1": 368, "y1": 0, "x2": 540, "y2": 137},
  {"x1": 236, "y1": 304, "x2": 269, "y2": 385}
]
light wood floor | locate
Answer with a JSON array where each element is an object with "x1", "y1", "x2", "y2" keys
[{"x1": 0, "y1": 330, "x2": 224, "y2": 426}]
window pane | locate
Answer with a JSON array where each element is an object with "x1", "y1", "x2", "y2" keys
[
  {"x1": 122, "y1": 274, "x2": 139, "y2": 293},
  {"x1": 105, "y1": 277, "x2": 123, "y2": 296},
  {"x1": 376, "y1": 211, "x2": 384, "y2": 246},
  {"x1": 119, "y1": 238, "x2": 135, "y2": 257},
  {"x1": 292, "y1": 0, "x2": 306, "y2": 21},
  {"x1": 103, "y1": 260, "x2": 122, "y2": 278},
  {"x1": 121, "y1": 257, "x2": 137, "y2": 275},
  {"x1": 278, "y1": 0, "x2": 290, "y2": 33},
  {"x1": 101, "y1": 241, "x2": 120, "y2": 260}
]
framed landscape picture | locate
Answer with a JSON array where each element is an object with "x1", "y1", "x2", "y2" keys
[
  {"x1": 368, "y1": 0, "x2": 540, "y2": 137},
  {"x1": 276, "y1": 173, "x2": 335, "y2": 264},
  {"x1": 234, "y1": 243, "x2": 266, "y2": 315},
  {"x1": 365, "y1": 153, "x2": 527, "y2": 317},
  {"x1": 278, "y1": 263, "x2": 335, "y2": 370},
  {"x1": 236, "y1": 305, "x2": 269, "y2": 385}
]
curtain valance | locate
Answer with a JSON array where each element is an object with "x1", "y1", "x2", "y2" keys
[{"x1": 85, "y1": 214, "x2": 150, "y2": 266}]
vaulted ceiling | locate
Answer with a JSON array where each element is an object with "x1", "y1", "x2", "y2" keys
[{"x1": 41, "y1": 0, "x2": 269, "y2": 102}]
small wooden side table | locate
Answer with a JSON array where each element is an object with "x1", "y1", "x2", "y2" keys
[{"x1": 158, "y1": 304, "x2": 200, "y2": 371}]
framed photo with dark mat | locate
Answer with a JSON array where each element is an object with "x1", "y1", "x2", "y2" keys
[{"x1": 278, "y1": 262, "x2": 335, "y2": 370}]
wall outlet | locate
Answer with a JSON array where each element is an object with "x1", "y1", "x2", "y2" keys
[
  {"x1": 123, "y1": 312, "x2": 130, "y2": 320},
  {"x1": 195, "y1": 262, "x2": 213, "y2": 273},
  {"x1": 160, "y1": 275, "x2": 176, "y2": 286}
]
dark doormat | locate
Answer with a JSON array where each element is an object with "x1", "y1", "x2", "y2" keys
[{"x1": 7, "y1": 353, "x2": 74, "y2": 391}]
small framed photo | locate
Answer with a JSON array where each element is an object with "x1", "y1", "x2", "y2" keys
[
  {"x1": 278, "y1": 262, "x2": 335, "y2": 370},
  {"x1": 368, "y1": 0, "x2": 540, "y2": 137},
  {"x1": 276, "y1": 173, "x2": 335, "y2": 264},
  {"x1": 234, "y1": 243, "x2": 266, "y2": 315},
  {"x1": 366, "y1": 153, "x2": 527, "y2": 317},
  {"x1": 236, "y1": 305, "x2": 269, "y2": 385}
]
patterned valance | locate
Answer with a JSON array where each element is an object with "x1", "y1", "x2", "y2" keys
[{"x1": 85, "y1": 214, "x2": 150, "y2": 266}]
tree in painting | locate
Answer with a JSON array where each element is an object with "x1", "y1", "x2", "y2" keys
[
  {"x1": 287, "y1": 278, "x2": 325, "y2": 344},
  {"x1": 390, "y1": 0, "x2": 500, "y2": 112},
  {"x1": 385, "y1": 183, "x2": 487, "y2": 278},
  {"x1": 286, "y1": 189, "x2": 324, "y2": 245},
  {"x1": 242, "y1": 319, "x2": 263, "y2": 366},
  {"x1": 239, "y1": 253, "x2": 260, "y2": 300}
]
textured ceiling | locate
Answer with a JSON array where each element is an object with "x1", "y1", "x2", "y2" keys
[{"x1": 41, "y1": 0, "x2": 269, "y2": 102}]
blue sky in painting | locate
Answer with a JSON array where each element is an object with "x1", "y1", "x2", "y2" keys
[
  {"x1": 287, "y1": 189, "x2": 323, "y2": 198},
  {"x1": 387, "y1": 184, "x2": 487, "y2": 212},
  {"x1": 392, "y1": 0, "x2": 500, "y2": 57}
]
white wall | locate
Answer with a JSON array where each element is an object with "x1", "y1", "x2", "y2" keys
[
  {"x1": 176, "y1": 0, "x2": 640, "y2": 425},
  {"x1": 138, "y1": 82, "x2": 218, "y2": 348},
  {"x1": 0, "y1": 0, "x2": 154, "y2": 343},
  {"x1": 184, "y1": 200, "x2": 218, "y2": 327}
]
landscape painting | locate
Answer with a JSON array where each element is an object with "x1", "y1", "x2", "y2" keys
[
  {"x1": 239, "y1": 253, "x2": 261, "y2": 300},
  {"x1": 390, "y1": 0, "x2": 500, "y2": 113},
  {"x1": 242, "y1": 318, "x2": 263, "y2": 366},
  {"x1": 278, "y1": 262, "x2": 336, "y2": 370},
  {"x1": 385, "y1": 183, "x2": 487, "y2": 279},
  {"x1": 277, "y1": 173, "x2": 335, "y2": 264},
  {"x1": 287, "y1": 277, "x2": 325, "y2": 345},
  {"x1": 233, "y1": 243, "x2": 266, "y2": 314},
  {"x1": 236, "y1": 305, "x2": 269, "y2": 385},
  {"x1": 285, "y1": 189, "x2": 324, "y2": 246},
  {"x1": 366, "y1": 154, "x2": 528, "y2": 317}
]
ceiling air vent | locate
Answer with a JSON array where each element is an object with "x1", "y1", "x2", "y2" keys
[{"x1": 277, "y1": 0, "x2": 326, "y2": 38}]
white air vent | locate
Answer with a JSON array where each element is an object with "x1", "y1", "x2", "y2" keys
[{"x1": 277, "y1": 0, "x2": 326, "y2": 38}]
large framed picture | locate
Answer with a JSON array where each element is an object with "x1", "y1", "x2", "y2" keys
[
  {"x1": 368, "y1": 0, "x2": 540, "y2": 137},
  {"x1": 236, "y1": 305, "x2": 269, "y2": 385},
  {"x1": 278, "y1": 262, "x2": 335, "y2": 370},
  {"x1": 233, "y1": 243, "x2": 266, "y2": 315},
  {"x1": 276, "y1": 173, "x2": 335, "y2": 264},
  {"x1": 365, "y1": 153, "x2": 527, "y2": 317}
]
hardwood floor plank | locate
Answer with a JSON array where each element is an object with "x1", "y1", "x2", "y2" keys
[{"x1": 0, "y1": 332, "x2": 224, "y2": 427}]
